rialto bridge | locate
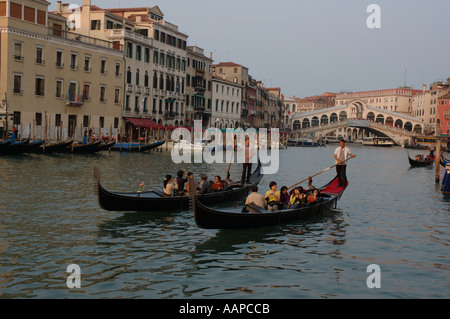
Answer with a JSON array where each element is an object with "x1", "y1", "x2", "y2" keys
[{"x1": 290, "y1": 101, "x2": 425, "y2": 146}]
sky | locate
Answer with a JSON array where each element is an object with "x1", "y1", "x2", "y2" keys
[{"x1": 49, "y1": 0, "x2": 450, "y2": 98}]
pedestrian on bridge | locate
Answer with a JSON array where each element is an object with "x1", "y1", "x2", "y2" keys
[{"x1": 333, "y1": 139, "x2": 356, "y2": 188}]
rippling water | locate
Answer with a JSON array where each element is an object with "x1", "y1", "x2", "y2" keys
[{"x1": 0, "y1": 144, "x2": 448, "y2": 299}]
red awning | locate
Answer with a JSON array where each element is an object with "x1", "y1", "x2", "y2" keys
[{"x1": 124, "y1": 117, "x2": 158, "y2": 129}]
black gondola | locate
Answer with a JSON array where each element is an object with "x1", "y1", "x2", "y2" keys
[
  {"x1": 441, "y1": 154, "x2": 450, "y2": 167},
  {"x1": 93, "y1": 163, "x2": 263, "y2": 212},
  {"x1": 24, "y1": 140, "x2": 44, "y2": 153},
  {"x1": 110, "y1": 141, "x2": 165, "y2": 153},
  {"x1": 408, "y1": 152, "x2": 434, "y2": 167},
  {"x1": 97, "y1": 141, "x2": 116, "y2": 152},
  {"x1": 193, "y1": 176, "x2": 347, "y2": 229},
  {"x1": 66, "y1": 140, "x2": 103, "y2": 153},
  {"x1": 0, "y1": 140, "x2": 29, "y2": 155},
  {"x1": 0, "y1": 140, "x2": 12, "y2": 152},
  {"x1": 39, "y1": 139, "x2": 74, "y2": 154}
]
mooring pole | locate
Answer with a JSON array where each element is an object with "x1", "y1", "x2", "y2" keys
[{"x1": 435, "y1": 139, "x2": 441, "y2": 184}]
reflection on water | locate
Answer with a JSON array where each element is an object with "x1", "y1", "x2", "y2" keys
[{"x1": 0, "y1": 146, "x2": 448, "y2": 298}]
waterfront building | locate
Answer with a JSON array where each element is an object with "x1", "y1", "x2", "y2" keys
[
  {"x1": 437, "y1": 93, "x2": 450, "y2": 136},
  {"x1": 266, "y1": 87, "x2": 282, "y2": 129},
  {"x1": 335, "y1": 87, "x2": 422, "y2": 117},
  {"x1": 412, "y1": 79, "x2": 450, "y2": 135},
  {"x1": 56, "y1": 1, "x2": 189, "y2": 131},
  {"x1": 211, "y1": 76, "x2": 242, "y2": 130},
  {"x1": 0, "y1": 0, "x2": 124, "y2": 141},
  {"x1": 296, "y1": 92, "x2": 336, "y2": 113},
  {"x1": 212, "y1": 61, "x2": 282, "y2": 129},
  {"x1": 244, "y1": 77, "x2": 257, "y2": 128},
  {"x1": 213, "y1": 62, "x2": 249, "y2": 128},
  {"x1": 186, "y1": 46, "x2": 213, "y2": 128},
  {"x1": 281, "y1": 96, "x2": 299, "y2": 130}
]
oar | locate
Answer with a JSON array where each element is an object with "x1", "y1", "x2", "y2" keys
[{"x1": 288, "y1": 156, "x2": 356, "y2": 190}]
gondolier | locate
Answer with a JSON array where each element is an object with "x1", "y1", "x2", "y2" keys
[
  {"x1": 428, "y1": 143, "x2": 436, "y2": 159},
  {"x1": 333, "y1": 139, "x2": 355, "y2": 188},
  {"x1": 241, "y1": 136, "x2": 256, "y2": 184}
]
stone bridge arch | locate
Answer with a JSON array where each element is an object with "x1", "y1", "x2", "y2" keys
[{"x1": 290, "y1": 102, "x2": 425, "y2": 138}]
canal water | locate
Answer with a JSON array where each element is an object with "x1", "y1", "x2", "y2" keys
[{"x1": 0, "y1": 144, "x2": 448, "y2": 299}]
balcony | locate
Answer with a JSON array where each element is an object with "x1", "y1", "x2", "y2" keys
[
  {"x1": 106, "y1": 29, "x2": 149, "y2": 45},
  {"x1": 127, "y1": 84, "x2": 134, "y2": 93},
  {"x1": 65, "y1": 100, "x2": 84, "y2": 107},
  {"x1": 194, "y1": 106, "x2": 211, "y2": 115},
  {"x1": 194, "y1": 85, "x2": 206, "y2": 94},
  {"x1": 49, "y1": 28, "x2": 123, "y2": 51},
  {"x1": 13, "y1": 55, "x2": 24, "y2": 62},
  {"x1": 135, "y1": 86, "x2": 142, "y2": 94},
  {"x1": 144, "y1": 87, "x2": 150, "y2": 95}
]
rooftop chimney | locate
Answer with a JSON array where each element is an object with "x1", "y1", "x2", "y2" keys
[{"x1": 57, "y1": 1, "x2": 62, "y2": 14}]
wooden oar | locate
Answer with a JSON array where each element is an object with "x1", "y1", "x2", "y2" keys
[{"x1": 288, "y1": 156, "x2": 356, "y2": 190}]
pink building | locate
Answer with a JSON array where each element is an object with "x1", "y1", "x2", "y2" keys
[{"x1": 437, "y1": 94, "x2": 450, "y2": 136}]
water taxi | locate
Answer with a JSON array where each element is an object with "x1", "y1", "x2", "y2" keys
[{"x1": 362, "y1": 137, "x2": 395, "y2": 147}]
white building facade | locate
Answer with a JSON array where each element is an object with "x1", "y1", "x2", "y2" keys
[{"x1": 211, "y1": 77, "x2": 243, "y2": 129}]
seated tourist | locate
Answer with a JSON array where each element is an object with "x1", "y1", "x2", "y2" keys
[
  {"x1": 163, "y1": 175, "x2": 177, "y2": 196},
  {"x1": 292, "y1": 177, "x2": 316, "y2": 195},
  {"x1": 197, "y1": 174, "x2": 212, "y2": 194},
  {"x1": 264, "y1": 181, "x2": 280, "y2": 212},
  {"x1": 244, "y1": 185, "x2": 266, "y2": 213},
  {"x1": 185, "y1": 172, "x2": 197, "y2": 195},
  {"x1": 279, "y1": 186, "x2": 291, "y2": 209},
  {"x1": 212, "y1": 176, "x2": 224, "y2": 191},
  {"x1": 307, "y1": 188, "x2": 320, "y2": 204},
  {"x1": 289, "y1": 187, "x2": 307, "y2": 209},
  {"x1": 176, "y1": 170, "x2": 188, "y2": 195}
]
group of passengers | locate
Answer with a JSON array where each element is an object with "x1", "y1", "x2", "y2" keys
[
  {"x1": 163, "y1": 170, "x2": 233, "y2": 196},
  {"x1": 414, "y1": 153, "x2": 434, "y2": 162},
  {"x1": 244, "y1": 178, "x2": 322, "y2": 213}
]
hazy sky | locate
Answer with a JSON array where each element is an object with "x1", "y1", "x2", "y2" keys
[{"x1": 49, "y1": 0, "x2": 450, "y2": 98}]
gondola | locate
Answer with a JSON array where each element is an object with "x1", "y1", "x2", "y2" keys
[
  {"x1": 408, "y1": 151, "x2": 434, "y2": 167},
  {"x1": 110, "y1": 141, "x2": 165, "y2": 153},
  {"x1": 66, "y1": 140, "x2": 103, "y2": 153},
  {"x1": 193, "y1": 175, "x2": 347, "y2": 229},
  {"x1": 39, "y1": 139, "x2": 74, "y2": 154},
  {"x1": 440, "y1": 154, "x2": 450, "y2": 167},
  {"x1": 24, "y1": 140, "x2": 44, "y2": 153},
  {"x1": 93, "y1": 162, "x2": 263, "y2": 212},
  {"x1": 0, "y1": 140, "x2": 12, "y2": 152},
  {"x1": 97, "y1": 141, "x2": 116, "y2": 152},
  {"x1": 0, "y1": 140, "x2": 29, "y2": 155}
]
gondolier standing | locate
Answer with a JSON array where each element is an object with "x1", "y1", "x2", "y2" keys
[
  {"x1": 334, "y1": 139, "x2": 356, "y2": 188},
  {"x1": 241, "y1": 136, "x2": 255, "y2": 184}
]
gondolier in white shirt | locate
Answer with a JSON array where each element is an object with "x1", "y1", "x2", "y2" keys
[{"x1": 333, "y1": 139, "x2": 356, "y2": 188}]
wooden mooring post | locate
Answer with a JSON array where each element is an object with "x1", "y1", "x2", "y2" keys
[{"x1": 435, "y1": 139, "x2": 441, "y2": 184}]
